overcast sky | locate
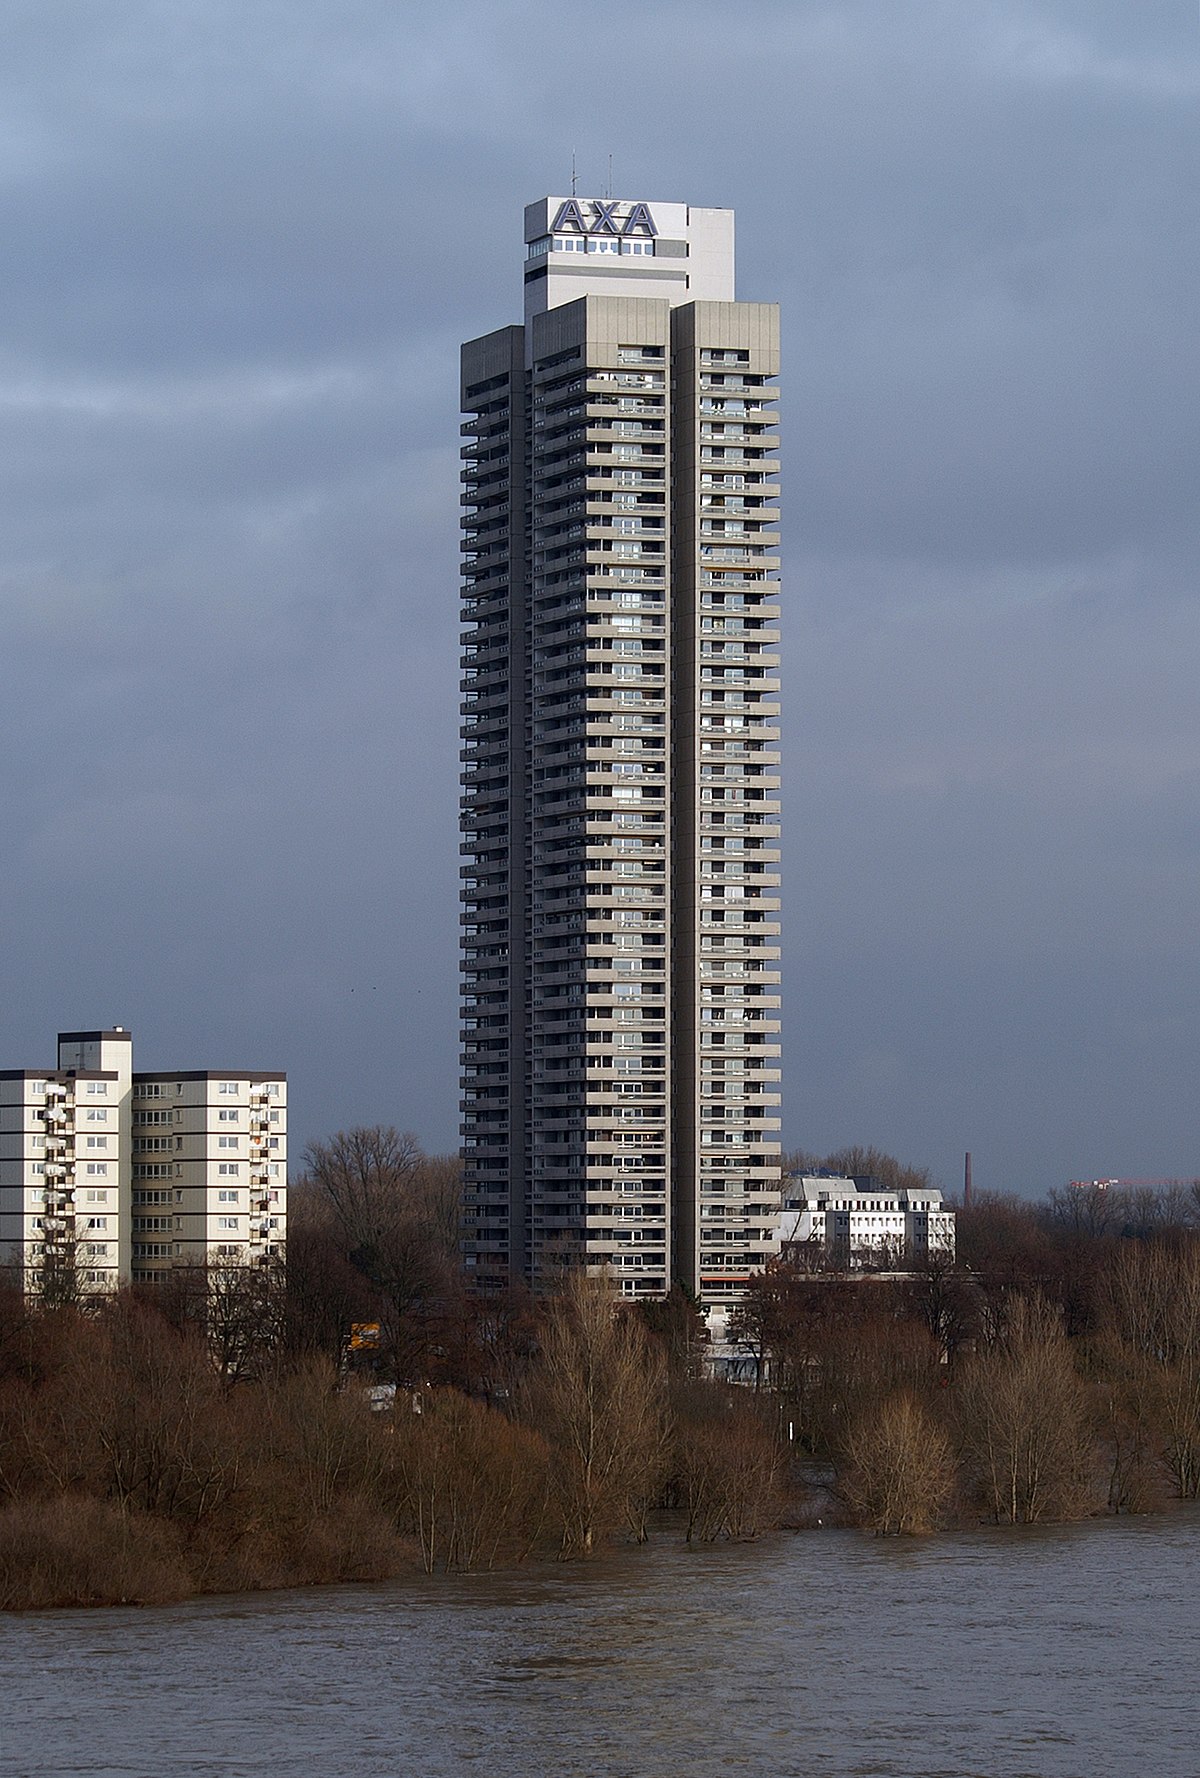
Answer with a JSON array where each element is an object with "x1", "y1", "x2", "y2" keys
[{"x1": 1, "y1": 1, "x2": 1196, "y2": 1196}]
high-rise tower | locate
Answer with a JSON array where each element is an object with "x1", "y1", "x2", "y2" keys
[{"x1": 460, "y1": 197, "x2": 781, "y2": 1305}]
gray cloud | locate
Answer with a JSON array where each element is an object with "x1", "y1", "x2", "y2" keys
[{"x1": 1, "y1": 0, "x2": 1196, "y2": 1194}]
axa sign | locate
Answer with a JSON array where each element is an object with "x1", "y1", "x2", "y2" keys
[{"x1": 550, "y1": 199, "x2": 657, "y2": 238}]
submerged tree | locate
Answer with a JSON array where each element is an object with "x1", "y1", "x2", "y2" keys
[
  {"x1": 956, "y1": 1294, "x2": 1095, "y2": 1524},
  {"x1": 528, "y1": 1272, "x2": 668, "y2": 1556},
  {"x1": 672, "y1": 1387, "x2": 782, "y2": 1542},
  {"x1": 840, "y1": 1392, "x2": 956, "y2": 1535},
  {"x1": 1100, "y1": 1238, "x2": 1200, "y2": 1499},
  {"x1": 393, "y1": 1390, "x2": 549, "y2": 1573}
]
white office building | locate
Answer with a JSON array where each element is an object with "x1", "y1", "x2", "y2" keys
[
  {"x1": 0, "y1": 1028, "x2": 286, "y2": 1295},
  {"x1": 461, "y1": 196, "x2": 782, "y2": 1304},
  {"x1": 779, "y1": 1175, "x2": 956, "y2": 1271}
]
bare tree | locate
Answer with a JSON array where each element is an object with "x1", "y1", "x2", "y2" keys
[
  {"x1": 1102, "y1": 1237, "x2": 1200, "y2": 1368},
  {"x1": 1160, "y1": 1366, "x2": 1200, "y2": 1499},
  {"x1": 672, "y1": 1389, "x2": 781, "y2": 1542},
  {"x1": 840, "y1": 1392, "x2": 956, "y2": 1535},
  {"x1": 1100, "y1": 1238, "x2": 1200, "y2": 1498},
  {"x1": 956, "y1": 1294, "x2": 1095, "y2": 1523},
  {"x1": 636, "y1": 1285, "x2": 708, "y2": 1382},
  {"x1": 727, "y1": 1258, "x2": 831, "y2": 1395},
  {"x1": 280, "y1": 1183, "x2": 381, "y2": 1363},
  {"x1": 1086, "y1": 1331, "x2": 1165, "y2": 1514},
  {"x1": 903, "y1": 1256, "x2": 979, "y2": 1363},
  {"x1": 1044, "y1": 1183, "x2": 1120, "y2": 1243},
  {"x1": 528, "y1": 1271, "x2": 669, "y2": 1556},
  {"x1": 31, "y1": 1232, "x2": 93, "y2": 1313},
  {"x1": 405, "y1": 1152, "x2": 465, "y2": 1261},
  {"x1": 301, "y1": 1128, "x2": 463, "y2": 1377},
  {"x1": 430, "y1": 1280, "x2": 540, "y2": 1403},
  {"x1": 303, "y1": 1127, "x2": 427, "y2": 1259},
  {"x1": 784, "y1": 1145, "x2": 931, "y2": 1194},
  {"x1": 203, "y1": 1261, "x2": 284, "y2": 1381},
  {"x1": 730, "y1": 1266, "x2": 943, "y2": 1456}
]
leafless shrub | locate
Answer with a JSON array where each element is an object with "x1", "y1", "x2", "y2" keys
[
  {"x1": 0, "y1": 1496, "x2": 189, "y2": 1609},
  {"x1": 1159, "y1": 1366, "x2": 1200, "y2": 1500},
  {"x1": 392, "y1": 1389, "x2": 550, "y2": 1573},
  {"x1": 840, "y1": 1393, "x2": 956, "y2": 1535},
  {"x1": 673, "y1": 1390, "x2": 781, "y2": 1542},
  {"x1": 81, "y1": 1298, "x2": 239, "y2": 1526},
  {"x1": 1083, "y1": 1332, "x2": 1169, "y2": 1514},
  {"x1": 267, "y1": 1361, "x2": 386, "y2": 1511},
  {"x1": 190, "y1": 1487, "x2": 409, "y2": 1595}
]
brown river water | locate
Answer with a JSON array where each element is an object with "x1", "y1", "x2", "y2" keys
[{"x1": 2, "y1": 1512, "x2": 1198, "y2": 1778}]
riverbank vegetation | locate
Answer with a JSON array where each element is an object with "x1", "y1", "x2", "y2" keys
[
  {"x1": 0, "y1": 1273, "x2": 781, "y2": 1607},
  {"x1": 2, "y1": 1148, "x2": 1199, "y2": 1607}
]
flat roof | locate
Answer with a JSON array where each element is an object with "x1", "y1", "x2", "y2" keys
[{"x1": 132, "y1": 1070, "x2": 286, "y2": 1082}]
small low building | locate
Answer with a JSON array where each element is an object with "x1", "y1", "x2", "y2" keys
[{"x1": 779, "y1": 1173, "x2": 955, "y2": 1271}]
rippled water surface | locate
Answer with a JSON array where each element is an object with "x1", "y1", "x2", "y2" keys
[{"x1": 4, "y1": 1514, "x2": 1199, "y2": 1778}]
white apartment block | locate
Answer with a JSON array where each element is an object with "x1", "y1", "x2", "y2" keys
[
  {"x1": 461, "y1": 197, "x2": 781, "y2": 1305},
  {"x1": 131, "y1": 1070, "x2": 286, "y2": 1284},
  {"x1": 0, "y1": 1028, "x2": 286, "y2": 1295},
  {"x1": 779, "y1": 1175, "x2": 956, "y2": 1271}
]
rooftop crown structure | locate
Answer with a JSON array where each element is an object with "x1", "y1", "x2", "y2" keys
[{"x1": 460, "y1": 196, "x2": 782, "y2": 1305}]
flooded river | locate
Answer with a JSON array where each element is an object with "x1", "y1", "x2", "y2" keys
[{"x1": 3, "y1": 1513, "x2": 1198, "y2": 1778}]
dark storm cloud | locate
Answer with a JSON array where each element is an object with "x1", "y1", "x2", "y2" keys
[{"x1": 1, "y1": 0, "x2": 1196, "y2": 1192}]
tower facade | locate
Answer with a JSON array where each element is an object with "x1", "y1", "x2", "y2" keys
[{"x1": 460, "y1": 197, "x2": 781, "y2": 1305}]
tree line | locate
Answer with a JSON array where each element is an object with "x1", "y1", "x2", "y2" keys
[
  {"x1": 733, "y1": 1179, "x2": 1200, "y2": 1532},
  {"x1": 2, "y1": 1137, "x2": 1199, "y2": 1606},
  {"x1": 0, "y1": 1269, "x2": 781, "y2": 1608}
]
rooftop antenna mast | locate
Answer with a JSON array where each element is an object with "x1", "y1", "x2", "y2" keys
[
  {"x1": 607, "y1": 154, "x2": 613, "y2": 199},
  {"x1": 571, "y1": 151, "x2": 577, "y2": 197}
]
